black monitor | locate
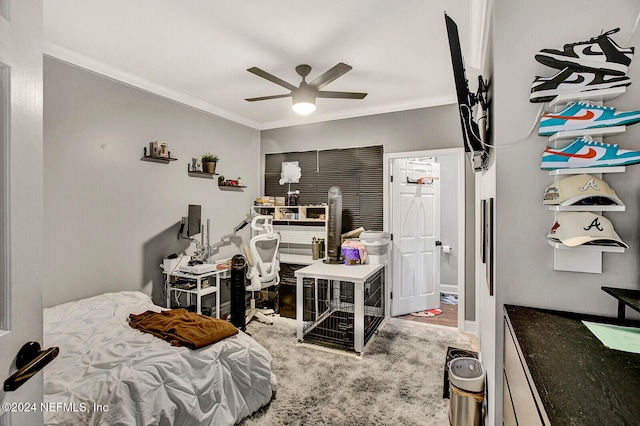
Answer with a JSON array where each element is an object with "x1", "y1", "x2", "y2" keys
[{"x1": 187, "y1": 204, "x2": 202, "y2": 237}]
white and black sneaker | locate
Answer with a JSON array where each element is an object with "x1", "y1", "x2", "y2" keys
[
  {"x1": 530, "y1": 67, "x2": 631, "y2": 102},
  {"x1": 535, "y1": 28, "x2": 634, "y2": 76}
]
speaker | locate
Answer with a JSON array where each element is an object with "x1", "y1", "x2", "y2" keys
[
  {"x1": 325, "y1": 186, "x2": 343, "y2": 264},
  {"x1": 230, "y1": 255, "x2": 247, "y2": 331}
]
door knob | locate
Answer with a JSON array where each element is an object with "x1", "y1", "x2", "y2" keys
[
  {"x1": 435, "y1": 241, "x2": 443, "y2": 246},
  {"x1": 3, "y1": 342, "x2": 59, "y2": 391}
]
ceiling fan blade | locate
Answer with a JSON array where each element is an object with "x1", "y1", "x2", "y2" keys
[
  {"x1": 245, "y1": 94, "x2": 292, "y2": 102},
  {"x1": 247, "y1": 67, "x2": 298, "y2": 91},
  {"x1": 316, "y1": 91, "x2": 368, "y2": 99},
  {"x1": 309, "y1": 63, "x2": 353, "y2": 90}
]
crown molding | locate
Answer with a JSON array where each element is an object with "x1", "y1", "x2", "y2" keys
[
  {"x1": 44, "y1": 40, "x2": 456, "y2": 131},
  {"x1": 43, "y1": 41, "x2": 263, "y2": 129},
  {"x1": 260, "y1": 95, "x2": 457, "y2": 130}
]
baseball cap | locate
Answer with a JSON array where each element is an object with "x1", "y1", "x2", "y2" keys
[
  {"x1": 547, "y1": 212, "x2": 628, "y2": 248},
  {"x1": 543, "y1": 174, "x2": 623, "y2": 206}
]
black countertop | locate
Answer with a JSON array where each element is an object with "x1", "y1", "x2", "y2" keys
[{"x1": 505, "y1": 305, "x2": 640, "y2": 426}]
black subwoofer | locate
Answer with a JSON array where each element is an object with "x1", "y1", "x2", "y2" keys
[{"x1": 230, "y1": 255, "x2": 247, "y2": 331}]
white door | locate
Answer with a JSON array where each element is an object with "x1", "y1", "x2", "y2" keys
[
  {"x1": 391, "y1": 159, "x2": 441, "y2": 316},
  {"x1": 0, "y1": 1, "x2": 45, "y2": 424}
]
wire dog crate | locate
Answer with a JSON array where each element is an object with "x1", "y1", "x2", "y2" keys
[{"x1": 300, "y1": 267, "x2": 385, "y2": 353}]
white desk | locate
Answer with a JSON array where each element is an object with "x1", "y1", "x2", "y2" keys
[
  {"x1": 295, "y1": 262, "x2": 386, "y2": 354},
  {"x1": 163, "y1": 268, "x2": 227, "y2": 318}
]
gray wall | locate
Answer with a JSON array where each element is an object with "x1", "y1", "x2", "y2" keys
[
  {"x1": 495, "y1": 0, "x2": 640, "y2": 316},
  {"x1": 489, "y1": 0, "x2": 640, "y2": 423},
  {"x1": 437, "y1": 154, "x2": 459, "y2": 292},
  {"x1": 261, "y1": 106, "x2": 476, "y2": 320},
  {"x1": 43, "y1": 57, "x2": 261, "y2": 308}
]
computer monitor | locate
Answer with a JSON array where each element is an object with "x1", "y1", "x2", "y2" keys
[{"x1": 187, "y1": 204, "x2": 202, "y2": 237}]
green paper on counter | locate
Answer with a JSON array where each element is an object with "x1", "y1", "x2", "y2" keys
[{"x1": 583, "y1": 321, "x2": 640, "y2": 354}]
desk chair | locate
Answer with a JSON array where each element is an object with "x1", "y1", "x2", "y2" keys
[{"x1": 243, "y1": 215, "x2": 280, "y2": 325}]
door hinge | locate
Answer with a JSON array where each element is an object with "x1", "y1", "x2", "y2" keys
[
  {"x1": 390, "y1": 233, "x2": 393, "y2": 241},
  {"x1": 390, "y1": 292, "x2": 393, "y2": 300},
  {"x1": 390, "y1": 175, "x2": 393, "y2": 182}
]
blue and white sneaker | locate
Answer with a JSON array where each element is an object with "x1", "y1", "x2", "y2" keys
[
  {"x1": 541, "y1": 136, "x2": 640, "y2": 169},
  {"x1": 535, "y1": 28, "x2": 634, "y2": 76},
  {"x1": 539, "y1": 101, "x2": 640, "y2": 136}
]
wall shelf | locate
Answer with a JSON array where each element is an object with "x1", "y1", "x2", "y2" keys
[
  {"x1": 218, "y1": 184, "x2": 247, "y2": 190},
  {"x1": 548, "y1": 126, "x2": 626, "y2": 143},
  {"x1": 548, "y1": 166, "x2": 625, "y2": 176},
  {"x1": 188, "y1": 171, "x2": 218, "y2": 179},
  {"x1": 547, "y1": 205, "x2": 625, "y2": 212},
  {"x1": 545, "y1": 88, "x2": 629, "y2": 274},
  {"x1": 547, "y1": 240, "x2": 625, "y2": 253},
  {"x1": 253, "y1": 205, "x2": 327, "y2": 223},
  {"x1": 141, "y1": 155, "x2": 178, "y2": 164},
  {"x1": 549, "y1": 86, "x2": 626, "y2": 107}
]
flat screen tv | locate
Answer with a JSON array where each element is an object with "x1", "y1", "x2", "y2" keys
[
  {"x1": 187, "y1": 204, "x2": 202, "y2": 237},
  {"x1": 445, "y1": 12, "x2": 490, "y2": 172}
]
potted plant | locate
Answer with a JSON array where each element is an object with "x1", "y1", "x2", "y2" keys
[{"x1": 201, "y1": 153, "x2": 218, "y2": 174}]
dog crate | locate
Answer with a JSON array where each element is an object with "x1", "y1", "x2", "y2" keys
[{"x1": 300, "y1": 267, "x2": 385, "y2": 353}]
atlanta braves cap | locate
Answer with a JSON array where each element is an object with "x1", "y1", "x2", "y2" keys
[
  {"x1": 543, "y1": 174, "x2": 623, "y2": 206},
  {"x1": 547, "y1": 211, "x2": 628, "y2": 248}
]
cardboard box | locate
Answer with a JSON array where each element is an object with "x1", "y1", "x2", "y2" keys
[
  {"x1": 275, "y1": 197, "x2": 285, "y2": 206},
  {"x1": 255, "y1": 196, "x2": 275, "y2": 206}
]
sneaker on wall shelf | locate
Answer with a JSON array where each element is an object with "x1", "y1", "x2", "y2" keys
[
  {"x1": 535, "y1": 28, "x2": 634, "y2": 76},
  {"x1": 530, "y1": 67, "x2": 631, "y2": 103},
  {"x1": 538, "y1": 101, "x2": 640, "y2": 136},
  {"x1": 541, "y1": 136, "x2": 640, "y2": 170}
]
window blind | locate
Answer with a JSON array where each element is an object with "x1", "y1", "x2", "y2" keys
[{"x1": 264, "y1": 145, "x2": 383, "y2": 231}]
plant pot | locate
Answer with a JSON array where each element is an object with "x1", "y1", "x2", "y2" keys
[{"x1": 203, "y1": 161, "x2": 217, "y2": 174}]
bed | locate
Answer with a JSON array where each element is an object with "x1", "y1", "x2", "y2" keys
[{"x1": 43, "y1": 291, "x2": 276, "y2": 426}]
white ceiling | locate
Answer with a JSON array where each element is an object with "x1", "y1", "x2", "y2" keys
[{"x1": 43, "y1": 0, "x2": 485, "y2": 130}]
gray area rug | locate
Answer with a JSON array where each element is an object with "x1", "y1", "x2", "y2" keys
[{"x1": 240, "y1": 317, "x2": 472, "y2": 425}]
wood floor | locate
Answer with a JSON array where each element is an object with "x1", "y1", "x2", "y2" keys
[{"x1": 394, "y1": 301, "x2": 458, "y2": 328}]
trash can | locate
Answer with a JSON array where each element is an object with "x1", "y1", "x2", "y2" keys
[
  {"x1": 358, "y1": 231, "x2": 390, "y2": 264},
  {"x1": 448, "y1": 357, "x2": 485, "y2": 426}
]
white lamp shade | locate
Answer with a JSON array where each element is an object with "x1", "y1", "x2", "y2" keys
[
  {"x1": 292, "y1": 101, "x2": 316, "y2": 115},
  {"x1": 292, "y1": 85, "x2": 316, "y2": 115}
]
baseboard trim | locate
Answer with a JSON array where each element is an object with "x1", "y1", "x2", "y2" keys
[
  {"x1": 440, "y1": 285, "x2": 458, "y2": 295},
  {"x1": 464, "y1": 320, "x2": 477, "y2": 336}
]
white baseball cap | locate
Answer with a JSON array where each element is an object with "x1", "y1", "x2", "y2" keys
[
  {"x1": 547, "y1": 212, "x2": 628, "y2": 248},
  {"x1": 543, "y1": 174, "x2": 623, "y2": 206}
]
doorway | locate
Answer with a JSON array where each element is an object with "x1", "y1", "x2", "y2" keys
[{"x1": 385, "y1": 148, "x2": 465, "y2": 330}]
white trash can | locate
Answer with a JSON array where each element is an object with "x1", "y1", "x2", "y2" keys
[
  {"x1": 358, "y1": 231, "x2": 390, "y2": 264},
  {"x1": 449, "y1": 357, "x2": 485, "y2": 426}
]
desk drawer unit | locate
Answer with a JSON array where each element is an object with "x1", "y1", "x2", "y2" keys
[{"x1": 503, "y1": 317, "x2": 547, "y2": 426}]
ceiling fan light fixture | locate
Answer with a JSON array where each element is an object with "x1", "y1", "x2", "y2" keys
[
  {"x1": 292, "y1": 88, "x2": 316, "y2": 115},
  {"x1": 246, "y1": 63, "x2": 366, "y2": 115},
  {"x1": 292, "y1": 101, "x2": 316, "y2": 115}
]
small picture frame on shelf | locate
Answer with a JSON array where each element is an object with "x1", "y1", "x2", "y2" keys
[{"x1": 150, "y1": 141, "x2": 169, "y2": 158}]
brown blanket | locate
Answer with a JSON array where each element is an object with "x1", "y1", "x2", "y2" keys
[{"x1": 129, "y1": 309, "x2": 238, "y2": 349}]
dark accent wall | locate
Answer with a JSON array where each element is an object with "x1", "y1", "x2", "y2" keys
[{"x1": 264, "y1": 146, "x2": 383, "y2": 232}]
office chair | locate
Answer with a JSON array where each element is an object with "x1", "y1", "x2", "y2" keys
[{"x1": 243, "y1": 215, "x2": 280, "y2": 325}]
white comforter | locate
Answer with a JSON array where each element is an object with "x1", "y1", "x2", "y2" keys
[{"x1": 44, "y1": 291, "x2": 275, "y2": 426}]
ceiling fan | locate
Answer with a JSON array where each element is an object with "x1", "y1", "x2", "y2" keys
[{"x1": 245, "y1": 62, "x2": 367, "y2": 115}]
